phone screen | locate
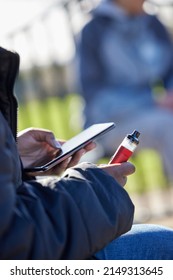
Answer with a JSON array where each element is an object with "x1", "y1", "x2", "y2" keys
[{"x1": 24, "y1": 122, "x2": 115, "y2": 173}]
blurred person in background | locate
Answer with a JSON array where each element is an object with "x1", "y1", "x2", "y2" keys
[{"x1": 77, "y1": 0, "x2": 173, "y2": 186}]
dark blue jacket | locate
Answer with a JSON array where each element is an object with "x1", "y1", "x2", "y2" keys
[{"x1": 0, "y1": 46, "x2": 134, "y2": 259}]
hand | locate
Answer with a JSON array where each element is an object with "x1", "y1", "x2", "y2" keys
[
  {"x1": 99, "y1": 162, "x2": 135, "y2": 187},
  {"x1": 156, "y1": 92, "x2": 173, "y2": 111},
  {"x1": 18, "y1": 128, "x2": 62, "y2": 169},
  {"x1": 17, "y1": 128, "x2": 96, "y2": 176}
]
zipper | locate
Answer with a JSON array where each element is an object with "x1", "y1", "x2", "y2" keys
[{"x1": 5, "y1": 50, "x2": 20, "y2": 140}]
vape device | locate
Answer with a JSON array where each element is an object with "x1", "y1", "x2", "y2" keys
[{"x1": 109, "y1": 130, "x2": 140, "y2": 164}]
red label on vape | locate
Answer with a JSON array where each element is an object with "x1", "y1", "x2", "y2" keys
[{"x1": 109, "y1": 146, "x2": 133, "y2": 164}]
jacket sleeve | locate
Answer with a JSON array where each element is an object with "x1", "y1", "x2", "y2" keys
[
  {"x1": 151, "y1": 16, "x2": 173, "y2": 89},
  {"x1": 0, "y1": 115, "x2": 134, "y2": 260},
  {"x1": 77, "y1": 21, "x2": 103, "y2": 102}
]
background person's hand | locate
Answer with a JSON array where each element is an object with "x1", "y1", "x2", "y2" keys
[
  {"x1": 99, "y1": 162, "x2": 135, "y2": 187},
  {"x1": 156, "y1": 92, "x2": 173, "y2": 111},
  {"x1": 17, "y1": 128, "x2": 96, "y2": 176}
]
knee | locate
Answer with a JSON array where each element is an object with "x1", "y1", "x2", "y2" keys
[{"x1": 131, "y1": 224, "x2": 173, "y2": 259}]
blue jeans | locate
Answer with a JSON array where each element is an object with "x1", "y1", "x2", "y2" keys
[{"x1": 95, "y1": 224, "x2": 173, "y2": 260}]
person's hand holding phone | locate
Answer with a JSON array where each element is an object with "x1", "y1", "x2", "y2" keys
[{"x1": 18, "y1": 128, "x2": 96, "y2": 176}]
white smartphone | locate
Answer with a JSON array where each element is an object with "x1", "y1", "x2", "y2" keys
[{"x1": 24, "y1": 122, "x2": 115, "y2": 173}]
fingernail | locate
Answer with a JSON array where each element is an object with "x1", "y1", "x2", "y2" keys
[
  {"x1": 54, "y1": 140, "x2": 62, "y2": 149},
  {"x1": 81, "y1": 149, "x2": 86, "y2": 155}
]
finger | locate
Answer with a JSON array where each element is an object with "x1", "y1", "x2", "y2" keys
[
  {"x1": 45, "y1": 133, "x2": 62, "y2": 149},
  {"x1": 121, "y1": 175, "x2": 127, "y2": 187},
  {"x1": 67, "y1": 149, "x2": 85, "y2": 168},
  {"x1": 32, "y1": 129, "x2": 61, "y2": 149},
  {"x1": 44, "y1": 158, "x2": 70, "y2": 176},
  {"x1": 112, "y1": 162, "x2": 136, "y2": 176},
  {"x1": 83, "y1": 142, "x2": 96, "y2": 152},
  {"x1": 56, "y1": 158, "x2": 71, "y2": 171}
]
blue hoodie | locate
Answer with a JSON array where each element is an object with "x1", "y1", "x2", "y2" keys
[{"x1": 78, "y1": 0, "x2": 173, "y2": 126}]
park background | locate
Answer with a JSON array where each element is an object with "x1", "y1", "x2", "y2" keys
[{"x1": 1, "y1": 0, "x2": 173, "y2": 227}]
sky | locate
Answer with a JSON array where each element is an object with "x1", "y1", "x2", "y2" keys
[
  {"x1": 0, "y1": 0, "x2": 58, "y2": 36},
  {"x1": 0, "y1": 0, "x2": 80, "y2": 68}
]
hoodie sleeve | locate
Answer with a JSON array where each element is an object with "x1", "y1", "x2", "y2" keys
[
  {"x1": 77, "y1": 20, "x2": 103, "y2": 102},
  {"x1": 151, "y1": 16, "x2": 173, "y2": 90}
]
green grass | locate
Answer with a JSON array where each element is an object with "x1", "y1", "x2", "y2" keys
[
  {"x1": 126, "y1": 149, "x2": 167, "y2": 194},
  {"x1": 18, "y1": 95, "x2": 167, "y2": 194},
  {"x1": 18, "y1": 94, "x2": 83, "y2": 140}
]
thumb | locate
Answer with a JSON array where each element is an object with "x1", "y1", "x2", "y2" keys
[
  {"x1": 52, "y1": 139, "x2": 62, "y2": 149},
  {"x1": 41, "y1": 131, "x2": 62, "y2": 149}
]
